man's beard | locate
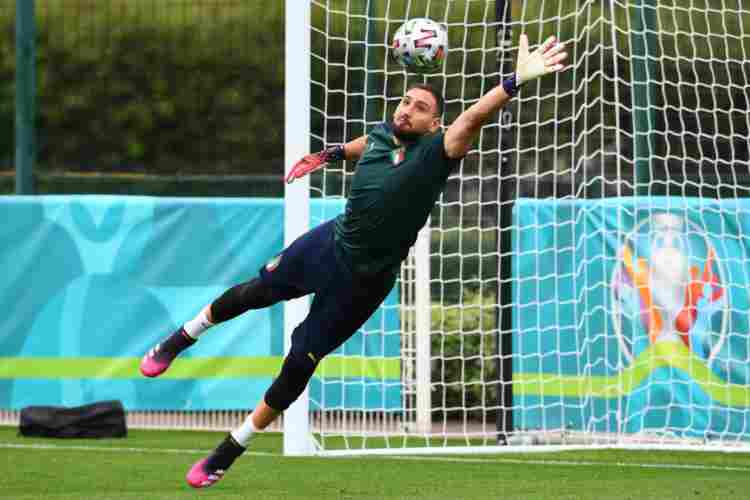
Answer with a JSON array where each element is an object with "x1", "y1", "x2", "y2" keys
[{"x1": 392, "y1": 121, "x2": 422, "y2": 142}]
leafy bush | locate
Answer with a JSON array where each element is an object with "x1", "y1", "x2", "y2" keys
[
  {"x1": 1, "y1": 4, "x2": 285, "y2": 175},
  {"x1": 430, "y1": 288, "x2": 500, "y2": 420}
]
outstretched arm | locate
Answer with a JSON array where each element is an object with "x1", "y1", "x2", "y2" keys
[
  {"x1": 443, "y1": 34, "x2": 567, "y2": 160},
  {"x1": 342, "y1": 135, "x2": 368, "y2": 161},
  {"x1": 285, "y1": 135, "x2": 368, "y2": 184}
]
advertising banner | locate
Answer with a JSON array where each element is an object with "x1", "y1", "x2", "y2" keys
[
  {"x1": 514, "y1": 197, "x2": 750, "y2": 439},
  {"x1": 0, "y1": 196, "x2": 400, "y2": 411}
]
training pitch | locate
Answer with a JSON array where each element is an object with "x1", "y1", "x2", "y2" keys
[{"x1": 1, "y1": 427, "x2": 749, "y2": 499}]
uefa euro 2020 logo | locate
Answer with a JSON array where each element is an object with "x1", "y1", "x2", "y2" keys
[{"x1": 610, "y1": 212, "x2": 729, "y2": 373}]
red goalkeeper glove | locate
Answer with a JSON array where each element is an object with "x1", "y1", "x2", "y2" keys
[{"x1": 285, "y1": 145, "x2": 346, "y2": 184}]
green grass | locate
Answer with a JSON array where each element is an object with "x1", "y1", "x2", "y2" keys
[{"x1": 2, "y1": 427, "x2": 750, "y2": 499}]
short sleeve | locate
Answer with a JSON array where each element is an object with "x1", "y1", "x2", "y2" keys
[{"x1": 421, "y1": 132, "x2": 461, "y2": 177}]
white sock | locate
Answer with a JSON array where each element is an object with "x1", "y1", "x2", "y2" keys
[
  {"x1": 230, "y1": 414, "x2": 258, "y2": 447},
  {"x1": 183, "y1": 309, "x2": 214, "y2": 339}
]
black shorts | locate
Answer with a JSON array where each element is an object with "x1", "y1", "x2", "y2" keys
[{"x1": 259, "y1": 219, "x2": 397, "y2": 361}]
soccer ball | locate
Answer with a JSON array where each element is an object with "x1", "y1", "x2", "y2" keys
[{"x1": 391, "y1": 18, "x2": 448, "y2": 73}]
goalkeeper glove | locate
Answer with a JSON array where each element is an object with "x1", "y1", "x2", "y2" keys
[
  {"x1": 503, "y1": 34, "x2": 567, "y2": 97},
  {"x1": 285, "y1": 145, "x2": 346, "y2": 184}
]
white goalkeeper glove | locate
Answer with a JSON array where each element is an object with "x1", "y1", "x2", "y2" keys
[{"x1": 503, "y1": 34, "x2": 567, "y2": 96}]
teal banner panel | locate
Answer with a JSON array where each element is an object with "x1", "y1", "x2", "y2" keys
[
  {"x1": 0, "y1": 195, "x2": 400, "y2": 410},
  {"x1": 513, "y1": 197, "x2": 750, "y2": 440}
]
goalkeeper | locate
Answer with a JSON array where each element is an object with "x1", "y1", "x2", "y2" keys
[{"x1": 140, "y1": 34, "x2": 566, "y2": 489}]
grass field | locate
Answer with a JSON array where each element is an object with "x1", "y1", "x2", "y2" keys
[{"x1": 2, "y1": 427, "x2": 750, "y2": 499}]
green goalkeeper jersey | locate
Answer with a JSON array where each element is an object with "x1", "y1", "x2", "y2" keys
[{"x1": 334, "y1": 122, "x2": 460, "y2": 276}]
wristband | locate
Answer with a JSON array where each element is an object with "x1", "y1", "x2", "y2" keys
[
  {"x1": 322, "y1": 144, "x2": 346, "y2": 163},
  {"x1": 501, "y1": 73, "x2": 523, "y2": 98}
]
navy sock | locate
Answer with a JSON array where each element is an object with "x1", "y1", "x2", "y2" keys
[
  {"x1": 161, "y1": 328, "x2": 196, "y2": 355},
  {"x1": 207, "y1": 434, "x2": 246, "y2": 470}
]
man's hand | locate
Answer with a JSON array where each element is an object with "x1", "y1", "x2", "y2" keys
[
  {"x1": 515, "y1": 34, "x2": 567, "y2": 86},
  {"x1": 285, "y1": 152, "x2": 327, "y2": 184},
  {"x1": 444, "y1": 34, "x2": 567, "y2": 159},
  {"x1": 285, "y1": 145, "x2": 345, "y2": 184}
]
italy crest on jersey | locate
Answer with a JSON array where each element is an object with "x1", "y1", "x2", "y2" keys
[{"x1": 390, "y1": 147, "x2": 406, "y2": 166}]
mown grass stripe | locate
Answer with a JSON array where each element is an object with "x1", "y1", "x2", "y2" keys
[
  {"x1": 3, "y1": 442, "x2": 748, "y2": 473},
  {"x1": 0, "y1": 442, "x2": 276, "y2": 457}
]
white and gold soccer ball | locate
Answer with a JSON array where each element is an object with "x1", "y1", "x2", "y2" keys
[{"x1": 391, "y1": 18, "x2": 448, "y2": 73}]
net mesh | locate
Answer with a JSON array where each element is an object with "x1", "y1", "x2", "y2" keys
[{"x1": 306, "y1": 0, "x2": 750, "y2": 452}]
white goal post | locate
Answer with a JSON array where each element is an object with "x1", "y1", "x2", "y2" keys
[
  {"x1": 285, "y1": 0, "x2": 750, "y2": 456},
  {"x1": 284, "y1": 0, "x2": 314, "y2": 456}
]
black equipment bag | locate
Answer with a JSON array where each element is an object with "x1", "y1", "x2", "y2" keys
[{"x1": 19, "y1": 400, "x2": 127, "y2": 438}]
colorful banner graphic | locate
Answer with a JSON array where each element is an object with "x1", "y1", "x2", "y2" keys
[
  {"x1": 513, "y1": 197, "x2": 750, "y2": 439},
  {"x1": 0, "y1": 196, "x2": 400, "y2": 411}
]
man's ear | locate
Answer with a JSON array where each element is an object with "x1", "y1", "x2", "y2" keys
[{"x1": 430, "y1": 117, "x2": 441, "y2": 132}]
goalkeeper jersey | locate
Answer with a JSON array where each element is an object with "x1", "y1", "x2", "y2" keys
[{"x1": 334, "y1": 122, "x2": 460, "y2": 276}]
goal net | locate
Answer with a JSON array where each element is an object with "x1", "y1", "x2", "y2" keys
[{"x1": 288, "y1": 0, "x2": 750, "y2": 454}]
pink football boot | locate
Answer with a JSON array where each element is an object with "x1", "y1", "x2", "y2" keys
[
  {"x1": 140, "y1": 328, "x2": 195, "y2": 377},
  {"x1": 186, "y1": 435, "x2": 245, "y2": 488}
]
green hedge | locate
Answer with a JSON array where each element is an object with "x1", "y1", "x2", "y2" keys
[
  {"x1": 1, "y1": 4, "x2": 285, "y2": 176},
  {"x1": 0, "y1": 1, "x2": 505, "y2": 182},
  {"x1": 430, "y1": 289, "x2": 500, "y2": 419}
]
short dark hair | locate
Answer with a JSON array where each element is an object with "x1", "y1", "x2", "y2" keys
[{"x1": 407, "y1": 83, "x2": 444, "y2": 117}]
